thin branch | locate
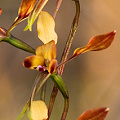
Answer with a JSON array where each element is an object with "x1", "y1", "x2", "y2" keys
[
  {"x1": 40, "y1": 80, "x2": 47, "y2": 101},
  {"x1": 30, "y1": 72, "x2": 44, "y2": 105},
  {"x1": 53, "y1": 0, "x2": 63, "y2": 19},
  {"x1": 48, "y1": 0, "x2": 80, "y2": 120},
  {"x1": 59, "y1": 0, "x2": 80, "y2": 75}
]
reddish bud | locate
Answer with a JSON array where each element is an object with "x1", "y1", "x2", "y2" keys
[
  {"x1": 77, "y1": 107, "x2": 109, "y2": 120},
  {"x1": 74, "y1": 30, "x2": 116, "y2": 56}
]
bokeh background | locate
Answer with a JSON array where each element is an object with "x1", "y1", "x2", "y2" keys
[{"x1": 0, "y1": 0, "x2": 120, "y2": 120}]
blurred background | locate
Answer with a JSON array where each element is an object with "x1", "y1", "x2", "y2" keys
[{"x1": 0, "y1": 0, "x2": 120, "y2": 120}]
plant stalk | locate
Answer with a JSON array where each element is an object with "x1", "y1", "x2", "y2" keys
[{"x1": 48, "y1": 0, "x2": 80, "y2": 119}]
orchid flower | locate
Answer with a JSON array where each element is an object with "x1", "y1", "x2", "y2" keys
[
  {"x1": 23, "y1": 29, "x2": 116, "y2": 74},
  {"x1": 23, "y1": 40, "x2": 58, "y2": 73}
]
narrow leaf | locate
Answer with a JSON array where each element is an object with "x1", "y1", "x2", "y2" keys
[
  {"x1": 74, "y1": 31, "x2": 116, "y2": 56},
  {"x1": 16, "y1": 103, "x2": 28, "y2": 120},
  {"x1": 0, "y1": 27, "x2": 35, "y2": 54},
  {"x1": 50, "y1": 73, "x2": 69, "y2": 99},
  {"x1": 77, "y1": 107, "x2": 109, "y2": 120}
]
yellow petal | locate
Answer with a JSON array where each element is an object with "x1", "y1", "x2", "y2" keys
[
  {"x1": 31, "y1": 100, "x2": 48, "y2": 120},
  {"x1": 25, "y1": 0, "x2": 48, "y2": 31},
  {"x1": 18, "y1": 0, "x2": 37, "y2": 18},
  {"x1": 48, "y1": 59, "x2": 58, "y2": 73},
  {"x1": 37, "y1": 11, "x2": 58, "y2": 44},
  {"x1": 23, "y1": 55, "x2": 44, "y2": 69},
  {"x1": 36, "y1": 40, "x2": 56, "y2": 61},
  {"x1": 73, "y1": 30, "x2": 116, "y2": 56}
]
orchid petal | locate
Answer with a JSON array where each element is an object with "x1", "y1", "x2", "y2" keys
[
  {"x1": 73, "y1": 30, "x2": 116, "y2": 56},
  {"x1": 18, "y1": 0, "x2": 37, "y2": 19},
  {"x1": 31, "y1": 100, "x2": 48, "y2": 120},
  {"x1": 37, "y1": 11, "x2": 58, "y2": 44},
  {"x1": 23, "y1": 55, "x2": 44, "y2": 69},
  {"x1": 24, "y1": 0, "x2": 48, "y2": 31},
  {"x1": 48, "y1": 59, "x2": 58, "y2": 73},
  {"x1": 36, "y1": 40, "x2": 56, "y2": 61}
]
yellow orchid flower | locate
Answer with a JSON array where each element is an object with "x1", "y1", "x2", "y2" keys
[
  {"x1": 23, "y1": 40, "x2": 57, "y2": 73},
  {"x1": 23, "y1": 31, "x2": 116, "y2": 73},
  {"x1": 31, "y1": 100, "x2": 48, "y2": 120}
]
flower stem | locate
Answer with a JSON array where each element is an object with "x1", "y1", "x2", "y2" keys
[
  {"x1": 40, "y1": 80, "x2": 47, "y2": 101},
  {"x1": 47, "y1": 0, "x2": 63, "y2": 119},
  {"x1": 59, "y1": 0, "x2": 80, "y2": 75},
  {"x1": 6, "y1": 17, "x2": 23, "y2": 35},
  {"x1": 53, "y1": 0, "x2": 63, "y2": 19},
  {"x1": 61, "y1": 98, "x2": 69, "y2": 120},
  {"x1": 48, "y1": 0, "x2": 80, "y2": 119},
  {"x1": 30, "y1": 72, "x2": 44, "y2": 104},
  {"x1": 34, "y1": 73, "x2": 51, "y2": 96}
]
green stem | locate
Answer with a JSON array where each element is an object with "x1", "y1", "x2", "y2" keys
[
  {"x1": 34, "y1": 73, "x2": 51, "y2": 96},
  {"x1": 16, "y1": 102, "x2": 29, "y2": 120},
  {"x1": 40, "y1": 80, "x2": 47, "y2": 101},
  {"x1": 30, "y1": 72, "x2": 44, "y2": 105}
]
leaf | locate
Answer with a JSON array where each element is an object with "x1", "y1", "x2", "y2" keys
[
  {"x1": 0, "y1": 27, "x2": 35, "y2": 54},
  {"x1": 16, "y1": 103, "x2": 29, "y2": 120},
  {"x1": 50, "y1": 73, "x2": 69, "y2": 99},
  {"x1": 37, "y1": 11, "x2": 58, "y2": 44},
  {"x1": 73, "y1": 30, "x2": 116, "y2": 56},
  {"x1": 77, "y1": 107, "x2": 109, "y2": 120}
]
